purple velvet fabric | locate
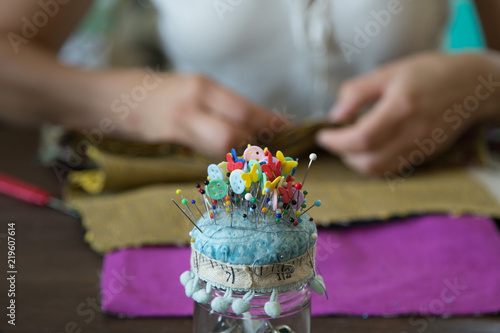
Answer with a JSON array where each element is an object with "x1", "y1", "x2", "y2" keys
[{"x1": 101, "y1": 215, "x2": 500, "y2": 317}]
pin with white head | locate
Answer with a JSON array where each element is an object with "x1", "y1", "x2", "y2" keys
[
  {"x1": 301, "y1": 153, "x2": 317, "y2": 189},
  {"x1": 244, "y1": 192, "x2": 253, "y2": 215}
]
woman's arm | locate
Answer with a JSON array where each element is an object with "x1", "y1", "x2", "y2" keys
[
  {"x1": 315, "y1": 2, "x2": 500, "y2": 176},
  {"x1": 0, "y1": 0, "x2": 282, "y2": 158},
  {"x1": 0, "y1": 0, "x2": 97, "y2": 127}
]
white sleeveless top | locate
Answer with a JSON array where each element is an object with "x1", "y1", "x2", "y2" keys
[{"x1": 151, "y1": 0, "x2": 449, "y2": 120}]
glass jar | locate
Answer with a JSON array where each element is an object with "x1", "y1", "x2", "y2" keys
[{"x1": 193, "y1": 282, "x2": 311, "y2": 333}]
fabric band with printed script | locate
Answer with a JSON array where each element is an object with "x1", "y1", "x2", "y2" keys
[{"x1": 190, "y1": 246, "x2": 316, "y2": 291}]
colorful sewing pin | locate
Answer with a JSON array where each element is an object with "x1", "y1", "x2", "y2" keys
[
  {"x1": 172, "y1": 146, "x2": 321, "y2": 231},
  {"x1": 191, "y1": 199, "x2": 204, "y2": 219},
  {"x1": 302, "y1": 200, "x2": 322, "y2": 215},
  {"x1": 181, "y1": 197, "x2": 198, "y2": 221},
  {"x1": 301, "y1": 153, "x2": 317, "y2": 188},
  {"x1": 172, "y1": 199, "x2": 203, "y2": 233}
]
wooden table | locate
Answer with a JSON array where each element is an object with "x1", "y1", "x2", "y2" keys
[{"x1": 1, "y1": 125, "x2": 499, "y2": 333}]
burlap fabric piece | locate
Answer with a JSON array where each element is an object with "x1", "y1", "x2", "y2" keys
[
  {"x1": 65, "y1": 149, "x2": 500, "y2": 253},
  {"x1": 67, "y1": 146, "x2": 208, "y2": 194}
]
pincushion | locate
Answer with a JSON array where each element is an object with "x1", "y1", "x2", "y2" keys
[{"x1": 177, "y1": 146, "x2": 326, "y2": 318}]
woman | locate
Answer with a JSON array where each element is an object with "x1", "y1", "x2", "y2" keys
[{"x1": 1, "y1": 0, "x2": 499, "y2": 176}]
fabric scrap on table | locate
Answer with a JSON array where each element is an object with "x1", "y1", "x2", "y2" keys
[{"x1": 101, "y1": 214, "x2": 500, "y2": 317}]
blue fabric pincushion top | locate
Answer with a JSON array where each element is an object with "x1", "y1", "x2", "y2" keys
[{"x1": 191, "y1": 211, "x2": 317, "y2": 265}]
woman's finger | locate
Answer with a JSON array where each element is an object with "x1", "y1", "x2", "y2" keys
[
  {"x1": 179, "y1": 106, "x2": 253, "y2": 159},
  {"x1": 317, "y1": 91, "x2": 410, "y2": 154},
  {"x1": 201, "y1": 77, "x2": 285, "y2": 132},
  {"x1": 330, "y1": 67, "x2": 393, "y2": 122}
]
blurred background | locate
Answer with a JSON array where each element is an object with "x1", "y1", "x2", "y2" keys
[
  {"x1": 443, "y1": 0, "x2": 485, "y2": 50},
  {"x1": 59, "y1": 0, "x2": 487, "y2": 69}
]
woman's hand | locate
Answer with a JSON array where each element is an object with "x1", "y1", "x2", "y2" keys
[
  {"x1": 87, "y1": 71, "x2": 286, "y2": 159},
  {"x1": 0, "y1": 1, "x2": 286, "y2": 159},
  {"x1": 317, "y1": 52, "x2": 500, "y2": 176}
]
